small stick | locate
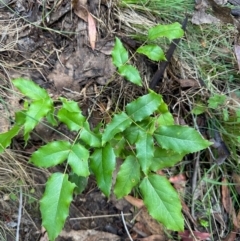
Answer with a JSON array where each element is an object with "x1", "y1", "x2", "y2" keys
[
  {"x1": 16, "y1": 187, "x2": 23, "y2": 241},
  {"x1": 70, "y1": 213, "x2": 132, "y2": 220},
  {"x1": 121, "y1": 211, "x2": 133, "y2": 241}
]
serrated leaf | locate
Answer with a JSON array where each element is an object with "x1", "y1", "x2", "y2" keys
[
  {"x1": 40, "y1": 173, "x2": 75, "y2": 241},
  {"x1": 68, "y1": 144, "x2": 89, "y2": 177},
  {"x1": 137, "y1": 44, "x2": 166, "y2": 61},
  {"x1": 90, "y1": 143, "x2": 116, "y2": 197},
  {"x1": 30, "y1": 141, "x2": 71, "y2": 167},
  {"x1": 148, "y1": 22, "x2": 184, "y2": 41},
  {"x1": 154, "y1": 125, "x2": 211, "y2": 154},
  {"x1": 15, "y1": 111, "x2": 26, "y2": 125},
  {"x1": 150, "y1": 148, "x2": 185, "y2": 171},
  {"x1": 156, "y1": 101, "x2": 174, "y2": 125},
  {"x1": 136, "y1": 131, "x2": 154, "y2": 174},
  {"x1": 0, "y1": 125, "x2": 20, "y2": 153},
  {"x1": 118, "y1": 64, "x2": 142, "y2": 86},
  {"x1": 46, "y1": 107, "x2": 58, "y2": 126},
  {"x1": 139, "y1": 174, "x2": 184, "y2": 231},
  {"x1": 157, "y1": 112, "x2": 174, "y2": 126},
  {"x1": 102, "y1": 112, "x2": 132, "y2": 145},
  {"x1": 114, "y1": 156, "x2": 140, "y2": 198},
  {"x1": 126, "y1": 91, "x2": 162, "y2": 122},
  {"x1": 113, "y1": 137, "x2": 126, "y2": 157},
  {"x1": 13, "y1": 78, "x2": 50, "y2": 100},
  {"x1": 24, "y1": 98, "x2": 53, "y2": 141},
  {"x1": 60, "y1": 98, "x2": 82, "y2": 112},
  {"x1": 69, "y1": 173, "x2": 88, "y2": 194},
  {"x1": 80, "y1": 122, "x2": 101, "y2": 147},
  {"x1": 124, "y1": 125, "x2": 141, "y2": 144},
  {"x1": 57, "y1": 108, "x2": 84, "y2": 131},
  {"x1": 112, "y1": 37, "x2": 128, "y2": 68}
]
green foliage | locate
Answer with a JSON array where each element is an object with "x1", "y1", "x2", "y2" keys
[
  {"x1": 40, "y1": 173, "x2": 75, "y2": 241},
  {"x1": 112, "y1": 22, "x2": 184, "y2": 86},
  {"x1": 1, "y1": 34, "x2": 211, "y2": 240}
]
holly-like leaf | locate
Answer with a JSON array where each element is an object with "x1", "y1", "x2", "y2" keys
[
  {"x1": 154, "y1": 125, "x2": 211, "y2": 154},
  {"x1": 0, "y1": 125, "x2": 20, "y2": 153},
  {"x1": 124, "y1": 125, "x2": 141, "y2": 144},
  {"x1": 118, "y1": 64, "x2": 142, "y2": 86},
  {"x1": 24, "y1": 98, "x2": 53, "y2": 141},
  {"x1": 139, "y1": 174, "x2": 184, "y2": 231},
  {"x1": 136, "y1": 131, "x2": 154, "y2": 174},
  {"x1": 30, "y1": 141, "x2": 71, "y2": 167},
  {"x1": 69, "y1": 173, "x2": 88, "y2": 194},
  {"x1": 90, "y1": 143, "x2": 116, "y2": 197},
  {"x1": 13, "y1": 78, "x2": 50, "y2": 100},
  {"x1": 157, "y1": 112, "x2": 174, "y2": 126},
  {"x1": 148, "y1": 22, "x2": 184, "y2": 41},
  {"x1": 112, "y1": 37, "x2": 128, "y2": 68},
  {"x1": 57, "y1": 99, "x2": 85, "y2": 131},
  {"x1": 137, "y1": 44, "x2": 166, "y2": 61},
  {"x1": 150, "y1": 148, "x2": 185, "y2": 171},
  {"x1": 113, "y1": 137, "x2": 126, "y2": 157},
  {"x1": 40, "y1": 173, "x2": 75, "y2": 241},
  {"x1": 126, "y1": 91, "x2": 162, "y2": 122},
  {"x1": 46, "y1": 107, "x2": 58, "y2": 126},
  {"x1": 114, "y1": 156, "x2": 140, "y2": 198},
  {"x1": 80, "y1": 122, "x2": 101, "y2": 147},
  {"x1": 102, "y1": 112, "x2": 132, "y2": 145},
  {"x1": 68, "y1": 144, "x2": 90, "y2": 177}
]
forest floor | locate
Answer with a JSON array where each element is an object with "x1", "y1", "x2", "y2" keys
[{"x1": 1, "y1": 0, "x2": 240, "y2": 241}]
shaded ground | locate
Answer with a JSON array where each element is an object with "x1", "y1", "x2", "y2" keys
[{"x1": 1, "y1": 0, "x2": 240, "y2": 241}]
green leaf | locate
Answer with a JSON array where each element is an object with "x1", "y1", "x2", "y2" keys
[
  {"x1": 192, "y1": 104, "x2": 207, "y2": 115},
  {"x1": 126, "y1": 91, "x2": 162, "y2": 122},
  {"x1": 102, "y1": 112, "x2": 132, "y2": 145},
  {"x1": 46, "y1": 107, "x2": 58, "y2": 126},
  {"x1": 15, "y1": 111, "x2": 26, "y2": 125},
  {"x1": 148, "y1": 22, "x2": 184, "y2": 41},
  {"x1": 90, "y1": 143, "x2": 116, "y2": 197},
  {"x1": 124, "y1": 125, "x2": 141, "y2": 144},
  {"x1": 80, "y1": 122, "x2": 101, "y2": 147},
  {"x1": 207, "y1": 94, "x2": 226, "y2": 109},
  {"x1": 137, "y1": 44, "x2": 166, "y2": 61},
  {"x1": 112, "y1": 37, "x2": 128, "y2": 68},
  {"x1": 57, "y1": 99, "x2": 85, "y2": 131},
  {"x1": 150, "y1": 148, "x2": 185, "y2": 171},
  {"x1": 139, "y1": 174, "x2": 184, "y2": 231},
  {"x1": 118, "y1": 64, "x2": 142, "y2": 86},
  {"x1": 113, "y1": 137, "x2": 126, "y2": 157},
  {"x1": 154, "y1": 125, "x2": 211, "y2": 154},
  {"x1": 40, "y1": 173, "x2": 75, "y2": 241},
  {"x1": 68, "y1": 144, "x2": 90, "y2": 177},
  {"x1": 13, "y1": 78, "x2": 50, "y2": 100},
  {"x1": 136, "y1": 131, "x2": 154, "y2": 174},
  {"x1": 24, "y1": 98, "x2": 53, "y2": 141},
  {"x1": 60, "y1": 98, "x2": 82, "y2": 113},
  {"x1": 57, "y1": 108, "x2": 85, "y2": 131},
  {"x1": 30, "y1": 141, "x2": 71, "y2": 167},
  {"x1": 114, "y1": 156, "x2": 140, "y2": 198},
  {"x1": 69, "y1": 173, "x2": 88, "y2": 194},
  {"x1": 0, "y1": 125, "x2": 20, "y2": 153},
  {"x1": 156, "y1": 101, "x2": 174, "y2": 126}
]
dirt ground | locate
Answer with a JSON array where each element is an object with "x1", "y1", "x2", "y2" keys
[{"x1": 1, "y1": 0, "x2": 240, "y2": 241}]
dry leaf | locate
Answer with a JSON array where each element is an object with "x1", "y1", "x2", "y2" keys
[
  {"x1": 234, "y1": 45, "x2": 240, "y2": 71},
  {"x1": 124, "y1": 195, "x2": 144, "y2": 209},
  {"x1": 87, "y1": 12, "x2": 96, "y2": 50},
  {"x1": 222, "y1": 177, "x2": 232, "y2": 214},
  {"x1": 72, "y1": 0, "x2": 88, "y2": 22},
  {"x1": 179, "y1": 230, "x2": 211, "y2": 241},
  {"x1": 139, "y1": 234, "x2": 167, "y2": 241}
]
